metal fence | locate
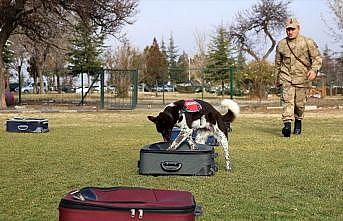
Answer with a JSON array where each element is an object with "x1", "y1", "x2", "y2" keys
[
  {"x1": 10, "y1": 66, "x2": 342, "y2": 110},
  {"x1": 13, "y1": 69, "x2": 138, "y2": 110},
  {"x1": 12, "y1": 66, "x2": 311, "y2": 110},
  {"x1": 102, "y1": 69, "x2": 138, "y2": 109},
  {"x1": 11, "y1": 67, "x2": 242, "y2": 109},
  {"x1": 136, "y1": 67, "x2": 241, "y2": 107}
]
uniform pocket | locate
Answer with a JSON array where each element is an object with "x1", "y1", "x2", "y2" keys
[{"x1": 281, "y1": 50, "x2": 291, "y2": 65}]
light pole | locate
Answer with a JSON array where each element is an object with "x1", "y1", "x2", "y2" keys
[{"x1": 188, "y1": 57, "x2": 191, "y2": 82}]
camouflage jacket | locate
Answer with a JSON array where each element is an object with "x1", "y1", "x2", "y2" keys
[{"x1": 275, "y1": 35, "x2": 322, "y2": 87}]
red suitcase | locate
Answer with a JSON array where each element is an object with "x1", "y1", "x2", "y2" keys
[{"x1": 59, "y1": 187, "x2": 202, "y2": 221}]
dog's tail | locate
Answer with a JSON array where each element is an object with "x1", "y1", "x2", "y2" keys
[{"x1": 221, "y1": 99, "x2": 240, "y2": 123}]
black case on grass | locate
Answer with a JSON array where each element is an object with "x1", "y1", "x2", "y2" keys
[
  {"x1": 6, "y1": 117, "x2": 49, "y2": 133},
  {"x1": 138, "y1": 142, "x2": 217, "y2": 176}
]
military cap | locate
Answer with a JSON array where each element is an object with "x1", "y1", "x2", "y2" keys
[{"x1": 286, "y1": 17, "x2": 300, "y2": 29}]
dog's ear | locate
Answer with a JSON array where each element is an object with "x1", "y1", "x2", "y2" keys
[{"x1": 147, "y1": 116, "x2": 157, "y2": 123}]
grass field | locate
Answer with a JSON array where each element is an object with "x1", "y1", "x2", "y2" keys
[{"x1": 0, "y1": 109, "x2": 342, "y2": 221}]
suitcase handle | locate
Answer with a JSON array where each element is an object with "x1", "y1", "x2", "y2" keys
[
  {"x1": 17, "y1": 125, "x2": 29, "y2": 131},
  {"x1": 160, "y1": 161, "x2": 182, "y2": 172}
]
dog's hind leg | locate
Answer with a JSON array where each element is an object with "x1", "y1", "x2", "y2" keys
[
  {"x1": 168, "y1": 128, "x2": 193, "y2": 151},
  {"x1": 214, "y1": 127, "x2": 232, "y2": 173}
]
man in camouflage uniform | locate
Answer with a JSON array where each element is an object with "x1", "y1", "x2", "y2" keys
[{"x1": 275, "y1": 17, "x2": 322, "y2": 137}]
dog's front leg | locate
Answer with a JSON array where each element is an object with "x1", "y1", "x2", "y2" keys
[
  {"x1": 215, "y1": 129, "x2": 232, "y2": 173},
  {"x1": 168, "y1": 129, "x2": 193, "y2": 151},
  {"x1": 187, "y1": 136, "x2": 198, "y2": 150}
]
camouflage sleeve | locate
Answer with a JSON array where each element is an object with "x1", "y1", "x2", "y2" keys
[
  {"x1": 274, "y1": 42, "x2": 282, "y2": 85},
  {"x1": 307, "y1": 38, "x2": 322, "y2": 73}
]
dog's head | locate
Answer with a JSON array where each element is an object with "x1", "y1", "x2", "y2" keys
[{"x1": 147, "y1": 112, "x2": 174, "y2": 141}]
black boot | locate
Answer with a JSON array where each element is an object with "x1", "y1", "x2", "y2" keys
[
  {"x1": 294, "y1": 119, "x2": 302, "y2": 135},
  {"x1": 282, "y1": 122, "x2": 291, "y2": 137}
]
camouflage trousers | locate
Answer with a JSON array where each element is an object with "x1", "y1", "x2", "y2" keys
[{"x1": 281, "y1": 83, "x2": 308, "y2": 122}]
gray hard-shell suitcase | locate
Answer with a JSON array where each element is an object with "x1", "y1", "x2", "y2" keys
[
  {"x1": 6, "y1": 117, "x2": 49, "y2": 133},
  {"x1": 138, "y1": 142, "x2": 218, "y2": 176}
]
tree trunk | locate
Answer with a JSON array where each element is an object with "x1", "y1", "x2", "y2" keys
[
  {"x1": 257, "y1": 84, "x2": 267, "y2": 100},
  {"x1": 38, "y1": 66, "x2": 44, "y2": 94},
  {"x1": 0, "y1": 41, "x2": 6, "y2": 108},
  {"x1": 0, "y1": 57, "x2": 6, "y2": 109},
  {"x1": 57, "y1": 74, "x2": 61, "y2": 93}
]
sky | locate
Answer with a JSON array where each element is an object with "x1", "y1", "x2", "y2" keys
[{"x1": 109, "y1": 0, "x2": 341, "y2": 60}]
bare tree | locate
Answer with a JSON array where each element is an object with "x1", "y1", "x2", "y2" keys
[
  {"x1": 28, "y1": 41, "x2": 52, "y2": 93},
  {"x1": 228, "y1": 0, "x2": 291, "y2": 61},
  {"x1": 322, "y1": 0, "x2": 343, "y2": 86},
  {"x1": 44, "y1": 34, "x2": 71, "y2": 93},
  {"x1": 103, "y1": 41, "x2": 143, "y2": 97},
  {"x1": 192, "y1": 29, "x2": 207, "y2": 80},
  {"x1": 109, "y1": 41, "x2": 143, "y2": 69},
  {"x1": 7, "y1": 35, "x2": 28, "y2": 80},
  {"x1": 323, "y1": 0, "x2": 343, "y2": 42},
  {"x1": 194, "y1": 29, "x2": 207, "y2": 60},
  {"x1": 0, "y1": 0, "x2": 138, "y2": 108}
]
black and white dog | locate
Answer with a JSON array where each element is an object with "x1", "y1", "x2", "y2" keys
[{"x1": 148, "y1": 99, "x2": 239, "y2": 172}]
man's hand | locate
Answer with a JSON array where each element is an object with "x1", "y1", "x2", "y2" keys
[{"x1": 307, "y1": 70, "x2": 317, "y2": 81}]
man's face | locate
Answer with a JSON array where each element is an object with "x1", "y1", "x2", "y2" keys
[{"x1": 286, "y1": 26, "x2": 300, "y2": 39}]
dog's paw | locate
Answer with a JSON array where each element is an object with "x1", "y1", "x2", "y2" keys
[
  {"x1": 226, "y1": 163, "x2": 232, "y2": 173},
  {"x1": 167, "y1": 147, "x2": 177, "y2": 151},
  {"x1": 190, "y1": 145, "x2": 198, "y2": 150}
]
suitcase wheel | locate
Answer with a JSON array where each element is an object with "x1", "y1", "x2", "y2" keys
[
  {"x1": 194, "y1": 205, "x2": 203, "y2": 216},
  {"x1": 209, "y1": 165, "x2": 218, "y2": 175}
]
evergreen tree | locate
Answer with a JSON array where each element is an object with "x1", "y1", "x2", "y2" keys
[
  {"x1": 167, "y1": 33, "x2": 179, "y2": 82},
  {"x1": 144, "y1": 38, "x2": 168, "y2": 85},
  {"x1": 176, "y1": 51, "x2": 189, "y2": 83},
  {"x1": 236, "y1": 48, "x2": 246, "y2": 71},
  {"x1": 234, "y1": 48, "x2": 247, "y2": 94},
  {"x1": 205, "y1": 25, "x2": 234, "y2": 92},
  {"x1": 67, "y1": 21, "x2": 105, "y2": 79},
  {"x1": 160, "y1": 39, "x2": 167, "y2": 59}
]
